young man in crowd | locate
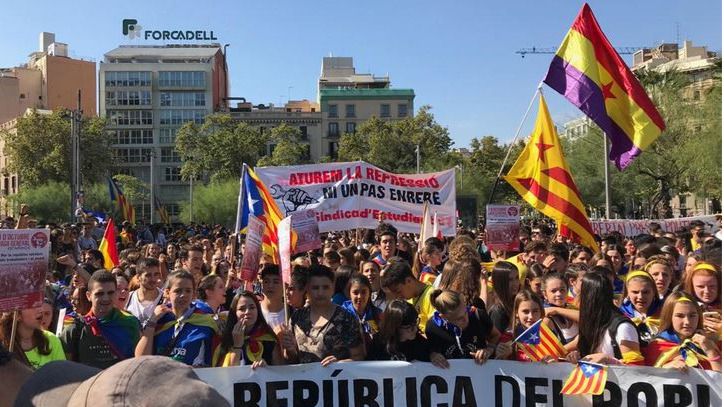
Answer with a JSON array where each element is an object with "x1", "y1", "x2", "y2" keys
[
  {"x1": 260, "y1": 264, "x2": 286, "y2": 331},
  {"x1": 179, "y1": 244, "x2": 205, "y2": 284},
  {"x1": 381, "y1": 259, "x2": 434, "y2": 332},
  {"x1": 61, "y1": 271, "x2": 140, "y2": 369},
  {"x1": 373, "y1": 223, "x2": 405, "y2": 266},
  {"x1": 125, "y1": 258, "x2": 164, "y2": 324}
]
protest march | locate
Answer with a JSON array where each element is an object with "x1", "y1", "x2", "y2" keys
[{"x1": 0, "y1": 3, "x2": 722, "y2": 407}]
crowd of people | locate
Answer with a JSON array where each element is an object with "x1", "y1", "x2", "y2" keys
[{"x1": 0, "y1": 215, "x2": 721, "y2": 389}]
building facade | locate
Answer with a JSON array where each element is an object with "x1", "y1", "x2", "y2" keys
[{"x1": 99, "y1": 44, "x2": 228, "y2": 219}]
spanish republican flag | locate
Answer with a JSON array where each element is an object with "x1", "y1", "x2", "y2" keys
[
  {"x1": 503, "y1": 94, "x2": 598, "y2": 251},
  {"x1": 561, "y1": 361, "x2": 608, "y2": 396},
  {"x1": 543, "y1": 3, "x2": 665, "y2": 170},
  {"x1": 98, "y1": 218, "x2": 120, "y2": 270}
]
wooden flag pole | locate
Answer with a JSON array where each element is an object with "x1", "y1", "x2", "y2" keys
[
  {"x1": 485, "y1": 84, "x2": 542, "y2": 229},
  {"x1": 8, "y1": 309, "x2": 19, "y2": 352}
]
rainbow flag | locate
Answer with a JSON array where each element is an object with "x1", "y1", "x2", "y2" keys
[
  {"x1": 514, "y1": 318, "x2": 566, "y2": 361},
  {"x1": 235, "y1": 164, "x2": 283, "y2": 262},
  {"x1": 543, "y1": 3, "x2": 665, "y2": 170},
  {"x1": 561, "y1": 361, "x2": 608, "y2": 395},
  {"x1": 503, "y1": 94, "x2": 598, "y2": 251},
  {"x1": 98, "y1": 218, "x2": 120, "y2": 269},
  {"x1": 108, "y1": 177, "x2": 136, "y2": 224}
]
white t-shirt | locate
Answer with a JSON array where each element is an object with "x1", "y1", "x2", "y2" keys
[
  {"x1": 262, "y1": 307, "x2": 286, "y2": 331},
  {"x1": 595, "y1": 321, "x2": 639, "y2": 357},
  {"x1": 126, "y1": 288, "x2": 163, "y2": 324}
]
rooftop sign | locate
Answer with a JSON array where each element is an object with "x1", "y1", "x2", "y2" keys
[{"x1": 122, "y1": 19, "x2": 218, "y2": 41}]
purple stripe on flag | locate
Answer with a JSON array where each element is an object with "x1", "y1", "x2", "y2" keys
[{"x1": 544, "y1": 55, "x2": 641, "y2": 169}]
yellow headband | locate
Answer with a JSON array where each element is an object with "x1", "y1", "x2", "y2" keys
[
  {"x1": 693, "y1": 263, "x2": 717, "y2": 273},
  {"x1": 677, "y1": 296, "x2": 693, "y2": 303},
  {"x1": 644, "y1": 260, "x2": 668, "y2": 271},
  {"x1": 626, "y1": 270, "x2": 654, "y2": 283}
]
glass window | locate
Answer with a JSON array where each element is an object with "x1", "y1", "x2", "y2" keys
[
  {"x1": 328, "y1": 122, "x2": 339, "y2": 137},
  {"x1": 107, "y1": 110, "x2": 153, "y2": 126},
  {"x1": 113, "y1": 129, "x2": 153, "y2": 144},
  {"x1": 160, "y1": 148, "x2": 181, "y2": 163},
  {"x1": 398, "y1": 104, "x2": 408, "y2": 117},
  {"x1": 159, "y1": 128, "x2": 178, "y2": 144},
  {"x1": 328, "y1": 104, "x2": 338, "y2": 118},
  {"x1": 345, "y1": 104, "x2": 355, "y2": 118},
  {"x1": 345, "y1": 122, "x2": 356, "y2": 134},
  {"x1": 158, "y1": 71, "x2": 206, "y2": 87},
  {"x1": 104, "y1": 71, "x2": 151, "y2": 87},
  {"x1": 114, "y1": 148, "x2": 151, "y2": 163},
  {"x1": 159, "y1": 110, "x2": 206, "y2": 125},
  {"x1": 380, "y1": 104, "x2": 391, "y2": 118},
  {"x1": 299, "y1": 126, "x2": 308, "y2": 140},
  {"x1": 165, "y1": 167, "x2": 182, "y2": 182},
  {"x1": 328, "y1": 142, "x2": 339, "y2": 158},
  {"x1": 159, "y1": 92, "x2": 206, "y2": 107}
]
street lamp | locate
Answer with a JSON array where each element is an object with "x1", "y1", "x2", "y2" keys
[
  {"x1": 147, "y1": 150, "x2": 156, "y2": 224},
  {"x1": 455, "y1": 164, "x2": 464, "y2": 191}
]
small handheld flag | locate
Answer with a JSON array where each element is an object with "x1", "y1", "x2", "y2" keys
[
  {"x1": 561, "y1": 360, "x2": 608, "y2": 395},
  {"x1": 235, "y1": 164, "x2": 284, "y2": 262},
  {"x1": 514, "y1": 319, "x2": 566, "y2": 361}
]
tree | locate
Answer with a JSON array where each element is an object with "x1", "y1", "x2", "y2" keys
[
  {"x1": 1, "y1": 110, "x2": 113, "y2": 187},
  {"x1": 178, "y1": 179, "x2": 238, "y2": 225},
  {"x1": 175, "y1": 114, "x2": 269, "y2": 183},
  {"x1": 111, "y1": 174, "x2": 149, "y2": 207},
  {"x1": 9, "y1": 181, "x2": 70, "y2": 223},
  {"x1": 257, "y1": 123, "x2": 309, "y2": 167},
  {"x1": 337, "y1": 106, "x2": 452, "y2": 173}
]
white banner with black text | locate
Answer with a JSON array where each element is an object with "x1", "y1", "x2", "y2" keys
[{"x1": 195, "y1": 360, "x2": 721, "y2": 407}]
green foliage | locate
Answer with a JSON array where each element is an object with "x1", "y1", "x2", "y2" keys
[
  {"x1": 257, "y1": 123, "x2": 309, "y2": 167},
  {"x1": 337, "y1": 106, "x2": 452, "y2": 173},
  {"x1": 0, "y1": 110, "x2": 113, "y2": 187},
  {"x1": 111, "y1": 174, "x2": 149, "y2": 206},
  {"x1": 9, "y1": 182, "x2": 70, "y2": 223},
  {"x1": 175, "y1": 114, "x2": 271, "y2": 183},
  {"x1": 178, "y1": 179, "x2": 239, "y2": 225}
]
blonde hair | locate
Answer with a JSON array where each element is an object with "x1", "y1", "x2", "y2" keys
[
  {"x1": 430, "y1": 289, "x2": 463, "y2": 314},
  {"x1": 657, "y1": 291, "x2": 702, "y2": 335}
]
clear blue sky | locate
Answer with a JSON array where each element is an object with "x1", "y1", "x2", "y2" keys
[{"x1": 1, "y1": 0, "x2": 720, "y2": 147}]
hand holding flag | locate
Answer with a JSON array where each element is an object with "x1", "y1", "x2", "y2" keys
[
  {"x1": 513, "y1": 318, "x2": 566, "y2": 362},
  {"x1": 561, "y1": 360, "x2": 608, "y2": 395}
]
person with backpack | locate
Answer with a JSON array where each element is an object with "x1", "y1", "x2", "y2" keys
[{"x1": 566, "y1": 272, "x2": 645, "y2": 366}]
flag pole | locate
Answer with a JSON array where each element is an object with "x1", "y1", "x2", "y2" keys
[
  {"x1": 234, "y1": 163, "x2": 248, "y2": 234},
  {"x1": 603, "y1": 134, "x2": 611, "y2": 219},
  {"x1": 485, "y1": 83, "x2": 542, "y2": 225}
]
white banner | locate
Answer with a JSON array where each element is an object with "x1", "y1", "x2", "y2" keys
[
  {"x1": 590, "y1": 215, "x2": 719, "y2": 237},
  {"x1": 256, "y1": 161, "x2": 457, "y2": 236},
  {"x1": 486, "y1": 205, "x2": 520, "y2": 251},
  {"x1": 195, "y1": 360, "x2": 722, "y2": 406}
]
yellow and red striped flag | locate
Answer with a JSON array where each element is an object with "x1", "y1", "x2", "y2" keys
[
  {"x1": 235, "y1": 164, "x2": 284, "y2": 262},
  {"x1": 543, "y1": 3, "x2": 665, "y2": 170},
  {"x1": 561, "y1": 360, "x2": 608, "y2": 395},
  {"x1": 503, "y1": 94, "x2": 597, "y2": 252},
  {"x1": 513, "y1": 319, "x2": 566, "y2": 361}
]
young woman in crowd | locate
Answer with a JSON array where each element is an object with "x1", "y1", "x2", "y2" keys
[
  {"x1": 438, "y1": 257, "x2": 488, "y2": 309},
  {"x1": 425, "y1": 289, "x2": 503, "y2": 363},
  {"x1": 114, "y1": 274, "x2": 130, "y2": 311},
  {"x1": 644, "y1": 291, "x2": 721, "y2": 372},
  {"x1": 569, "y1": 246, "x2": 593, "y2": 265},
  {"x1": 568, "y1": 272, "x2": 644, "y2": 365},
  {"x1": 341, "y1": 275, "x2": 382, "y2": 346},
  {"x1": 331, "y1": 265, "x2": 355, "y2": 306},
  {"x1": 525, "y1": 263, "x2": 545, "y2": 297},
  {"x1": 135, "y1": 271, "x2": 220, "y2": 367},
  {"x1": 541, "y1": 273, "x2": 579, "y2": 351},
  {"x1": 683, "y1": 262, "x2": 721, "y2": 339},
  {"x1": 644, "y1": 255, "x2": 675, "y2": 300},
  {"x1": 0, "y1": 308, "x2": 65, "y2": 369},
  {"x1": 509, "y1": 290, "x2": 562, "y2": 361},
  {"x1": 564, "y1": 263, "x2": 588, "y2": 307},
  {"x1": 619, "y1": 271, "x2": 663, "y2": 343},
  {"x1": 213, "y1": 291, "x2": 280, "y2": 368},
  {"x1": 360, "y1": 261, "x2": 386, "y2": 310},
  {"x1": 368, "y1": 299, "x2": 447, "y2": 368},
  {"x1": 416, "y1": 238, "x2": 445, "y2": 285},
  {"x1": 487, "y1": 261, "x2": 521, "y2": 333},
  {"x1": 279, "y1": 265, "x2": 365, "y2": 365}
]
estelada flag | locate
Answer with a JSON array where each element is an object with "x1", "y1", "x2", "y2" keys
[
  {"x1": 543, "y1": 3, "x2": 665, "y2": 170},
  {"x1": 235, "y1": 164, "x2": 284, "y2": 262},
  {"x1": 98, "y1": 218, "x2": 120, "y2": 270},
  {"x1": 503, "y1": 93, "x2": 598, "y2": 251},
  {"x1": 513, "y1": 319, "x2": 566, "y2": 361},
  {"x1": 561, "y1": 360, "x2": 608, "y2": 395}
]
